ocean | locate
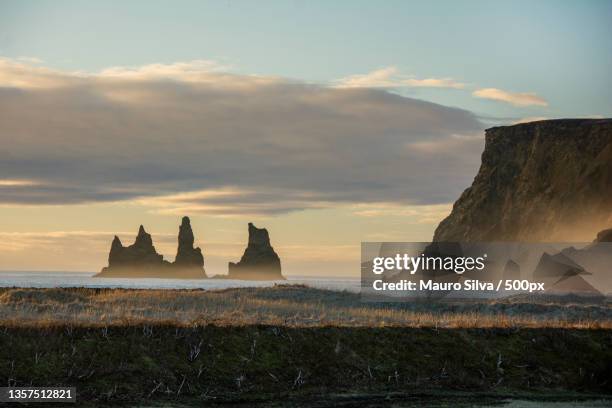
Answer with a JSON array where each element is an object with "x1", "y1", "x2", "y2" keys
[{"x1": 0, "y1": 271, "x2": 361, "y2": 292}]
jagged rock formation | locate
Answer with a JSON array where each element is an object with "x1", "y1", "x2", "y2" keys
[
  {"x1": 228, "y1": 223, "x2": 284, "y2": 280},
  {"x1": 433, "y1": 119, "x2": 612, "y2": 241},
  {"x1": 533, "y1": 252, "x2": 587, "y2": 280},
  {"x1": 558, "y1": 228, "x2": 612, "y2": 293},
  {"x1": 106, "y1": 225, "x2": 165, "y2": 268},
  {"x1": 533, "y1": 252, "x2": 601, "y2": 297},
  {"x1": 96, "y1": 216, "x2": 206, "y2": 279},
  {"x1": 174, "y1": 216, "x2": 205, "y2": 270}
]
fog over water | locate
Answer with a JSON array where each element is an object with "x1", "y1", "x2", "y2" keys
[{"x1": 0, "y1": 271, "x2": 360, "y2": 292}]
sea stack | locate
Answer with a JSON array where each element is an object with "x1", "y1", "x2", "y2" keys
[
  {"x1": 558, "y1": 228, "x2": 612, "y2": 293},
  {"x1": 106, "y1": 225, "x2": 165, "y2": 269},
  {"x1": 228, "y1": 223, "x2": 284, "y2": 280},
  {"x1": 173, "y1": 216, "x2": 205, "y2": 274},
  {"x1": 96, "y1": 216, "x2": 206, "y2": 279},
  {"x1": 533, "y1": 252, "x2": 601, "y2": 297}
]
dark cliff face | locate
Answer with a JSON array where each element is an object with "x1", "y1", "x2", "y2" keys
[
  {"x1": 228, "y1": 223, "x2": 283, "y2": 280},
  {"x1": 596, "y1": 228, "x2": 612, "y2": 243},
  {"x1": 433, "y1": 119, "x2": 612, "y2": 242}
]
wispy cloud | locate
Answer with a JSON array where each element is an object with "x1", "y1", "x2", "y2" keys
[
  {"x1": 335, "y1": 66, "x2": 465, "y2": 89},
  {"x1": 0, "y1": 58, "x2": 483, "y2": 216},
  {"x1": 0, "y1": 179, "x2": 41, "y2": 187},
  {"x1": 15, "y1": 56, "x2": 44, "y2": 64},
  {"x1": 473, "y1": 87, "x2": 548, "y2": 107},
  {"x1": 98, "y1": 60, "x2": 230, "y2": 80},
  {"x1": 134, "y1": 187, "x2": 333, "y2": 217},
  {"x1": 351, "y1": 202, "x2": 452, "y2": 224},
  {"x1": 512, "y1": 116, "x2": 549, "y2": 124}
]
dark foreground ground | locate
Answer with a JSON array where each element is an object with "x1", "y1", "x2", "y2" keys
[
  {"x1": 1, "y1": 286, "x2": 610, "y2": 406},
  {"x1": 1, "y1": 324, "x2": 611, "y2": 407}
]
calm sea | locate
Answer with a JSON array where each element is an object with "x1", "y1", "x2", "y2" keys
[{"x1": 0, "y1": 271, "x2": 360, "y2": 292}]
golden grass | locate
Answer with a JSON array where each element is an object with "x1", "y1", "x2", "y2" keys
[{"x1": 1, "y1": 286, "x2": 610, "y2": 329}]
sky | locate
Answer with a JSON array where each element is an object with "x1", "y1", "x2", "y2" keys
[{"x1": 0, "y1": 0, "x2": 611, "y2": 276}]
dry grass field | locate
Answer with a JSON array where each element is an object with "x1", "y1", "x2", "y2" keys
[
  {"x1": 0, "y1": 285, "x2": 610, "y2": 405},
  {"x1": 1, "y1": 285, "x2": 610, "y2": 328}
]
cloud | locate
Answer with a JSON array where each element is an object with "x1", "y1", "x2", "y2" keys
[
  {"x1": 0, "y1": 58, "x2": 74, "y2": 88},
  {"x1": 335, "y1": 66, "x2": 465, "y2": 89},
  {"x1": 15, "y1": 56, "x2": 44, "y2": 64},
  {"x1": 0, "y1": 179, "x2": 40, "y2": 186},
  {"x1": 136, "y1": 187, "x2": 334, "y2": 217},
  {"x1": 472, "y1": 87, "x2": 548, "y2": 107},
  {"x1": 97, "y1": 60, "x2": 230, "y2": 80},
  {"x1": 0, "y1": 58, "x2": 484, "y2": 215},
  {"x1": 350, "y1": 202, "x2": 452, "y2": 223},
  {"x1": 512, "y1": 116, "x2": 549, "y2": 125}
]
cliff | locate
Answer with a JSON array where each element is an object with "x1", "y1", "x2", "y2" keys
[
  {"x1": 228, "y1": 223, "x2": 284, "y2": 280},
  {"x1": 96, "y1": 216, "x2": 206, "y2": 279},
  {"x1": 433, "y1": 119, "x2": 612, "y2": 241}
]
